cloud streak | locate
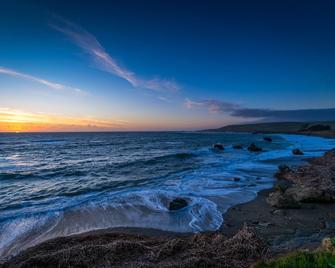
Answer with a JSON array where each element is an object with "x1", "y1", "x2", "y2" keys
[
  {"x1": 185, "y1": 98, "x2": 335, "y2": 122},
  {"x1": 185, "y1": 98, "x2": 239, "y2": 114},
  {"x1": 0, "y1": 67, "x2": 85, "y2": 94},
  {"x1": 51, "y1": 16, "x2": 180, "y2": 93}
]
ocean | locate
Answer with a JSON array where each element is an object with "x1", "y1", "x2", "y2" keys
[{"x1": 0, "y1": 132, "x2": 334, "y2": 258}]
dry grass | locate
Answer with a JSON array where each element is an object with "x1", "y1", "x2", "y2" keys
[{"x1": 2, "y1": 226, "x2": 267, "y2": 268}]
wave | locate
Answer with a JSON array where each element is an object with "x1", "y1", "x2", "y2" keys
[
  {"x1": 110, "y1": 152, "x2": 196, "y2": 169},
  {"x1": 1, "y1": 133, "x2": 335, "y2": 260},
  {"x1": 148, "y1": 152, "x2": 196, "y2": 162},
  {"x1": 0, "y1": 172, "x2": 37, "y2": 181},
  {"x1": 31, "y1": 139, "x2": 65, "y2": 144},
  {"x1": 0, "y1": 190, "x2": 223, "y2": 259}
]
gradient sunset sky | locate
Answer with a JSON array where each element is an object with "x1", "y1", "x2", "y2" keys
[{"x1": 1, "y1": 0, "x2": 335, "y2": 132}]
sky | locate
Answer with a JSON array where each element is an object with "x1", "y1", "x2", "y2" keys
[{"x1": 1, "y1": 0, "x2": 335, "y2": 132}]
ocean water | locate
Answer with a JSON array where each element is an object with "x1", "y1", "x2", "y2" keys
[{"x1": 0, "y1": 132, "x2": 334, "y2": 258}]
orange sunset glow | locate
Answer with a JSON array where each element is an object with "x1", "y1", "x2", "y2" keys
[
  {"x1": 0, "y1": 108, "x2": 226, "y2": 132},
  {"x1": 0, "y1": 108, "x2": 128, "y2": 132}
]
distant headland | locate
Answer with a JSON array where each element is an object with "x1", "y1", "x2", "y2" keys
[{"x1": 202, "y1": 121, "x2": 335, "y2": 138}]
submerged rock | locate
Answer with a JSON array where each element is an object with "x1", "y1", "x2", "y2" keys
[
  {"x1": 263, "y1": 137, "x2": 272, "y2": 142},
  {"x1": 233, "y1": 145, "x2": 243, "y2": 149},
  {"x1": 292, "y1": 148, "x2": 304, "y2": 155},
  {"x1": 213, "y1": 143, "x2": 224, "y2": 150},
  {"x1": 169, "y1": 198, "x2": 188, "y2": 211},
  {"x1": 247, "y1": 143, "x2": 262, "y2": 152}
]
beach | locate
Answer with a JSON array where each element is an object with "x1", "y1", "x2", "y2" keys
[{"x1": 1, "y1": 131, "x2": 335, "y2": 267}]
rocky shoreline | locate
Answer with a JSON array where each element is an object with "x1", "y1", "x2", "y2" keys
[
  {"x1": 2, "y1": 148, "x2": 335, "y2": 267},
  {"x1": 223, "y1": 149, "x2": 335, "y2": 249}
]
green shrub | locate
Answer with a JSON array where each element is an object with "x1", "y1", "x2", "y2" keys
[
  {"x1": 254, "y1": 251, "x2": 335, "y2": 268},
  {"x1": 330, "y1": 237, "x2": 335, "y2": 247}
]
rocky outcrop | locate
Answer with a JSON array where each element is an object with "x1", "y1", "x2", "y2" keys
[
  {"x1": 248, "y1": 143, "x2": 262, "y2": 152},
  {"x1": 169, "y1": 198, "x2": 188, "y2": 211},
  {"x1": 275, "y1": 164, "x2": 291, "y2": 179},
  {"x1": 267, "y1": 190, "x2": 301, "y2": 209},
  {"x1": 213, "y1": 143, "x2": 224, "y2": 150},
  {"x1": 268, "y1": 149, "x2": 335, "y2": 208},
  {"x1": 321, "y1": 237, "x2": 335, "y2": 255},
  {"x1": 286, "y1": 186, "x2": 334, "y2": 203},
  {"x1": 281, "y1": 149, "x2": 335, "y2": 198}
]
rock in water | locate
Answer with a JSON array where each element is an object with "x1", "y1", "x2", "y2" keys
[
  {"x1": 263, "y1": 137, "x2": 272, "y2": 142},
  {"x1": 213, "y1": 143, "x2": 224, "y2": 150},
  {"x1": 292, "y1": 148, "x2": 304, "y2": 155},
  {"x1": 233, "y1": 145, "x2": 243, "y2": 149},
  {"x1": 169, "y1": 198, "x2": 188, "y2": 211},
  {"x1": 247, "y1": 143, "x2": 262, "y2": 152}
]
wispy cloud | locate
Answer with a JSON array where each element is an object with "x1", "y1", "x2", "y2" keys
[
  {"x1": 0, "y1": 67, "x2": 85, "y2": 95},
  {"x1": 185, "y1": 98, "x2": 335, "y2": 122},
  {"x1": 51, "y1": 16, "x2": 181, "y2": 93},
  {"x1": 185, "y1": 98, "x2": 239, "y2": 113}
]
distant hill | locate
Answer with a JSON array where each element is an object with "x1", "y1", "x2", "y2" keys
[{"x1": 202, "y1": 121, "x2": 335, "y2": 137}]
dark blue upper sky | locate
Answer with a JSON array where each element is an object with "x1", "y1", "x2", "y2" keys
[{"x1": 1, "y1": 0, "x2": 335, "y2": 131}]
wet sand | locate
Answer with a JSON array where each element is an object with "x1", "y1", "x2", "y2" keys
[{"x1": 221, "y1": 188, "x2": 335, "y2": 253}]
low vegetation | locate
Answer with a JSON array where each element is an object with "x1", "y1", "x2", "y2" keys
[
  {"x1": 301, "y1": 124, "x2": 331, "y2": 131},
  {"x1": 254, "y1": 237, "x2": 335, "y2": 268},
  {"x1": 255, "y1": 251, "x2": 335, "y2": 268}
]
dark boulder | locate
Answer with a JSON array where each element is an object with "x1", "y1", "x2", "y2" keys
[
  {"x1": 274, "y1": 180, "x2": 292, "y2": 192},
  {"x1": 169, "y1": 198, "x2": 188, "y2": 211},
  {"x1": 233, "y1": 145, "x2": 243, "y2": 149},
  {"x1": 275, "y1": 164, "x2": 291, "y2": 179},
  {"x1": 247, "y1": 143, "x2": 262, "y2": 152},
  {"x1": 213, "y1": 143, "x2": 224, "y2": 150},
  {"x1": 263, "y1": 137, "x2": 272, "y2": 142},
  {"x1": 292, "y1": 148, "x2": 304, "y2": 155},
  {"x1": 233, "y1": 177, "x2": 241, "y2": 182}
]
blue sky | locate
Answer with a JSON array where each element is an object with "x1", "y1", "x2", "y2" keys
[{"x1": 1, "y1": 0, "x2": 335, "y2": 131}]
